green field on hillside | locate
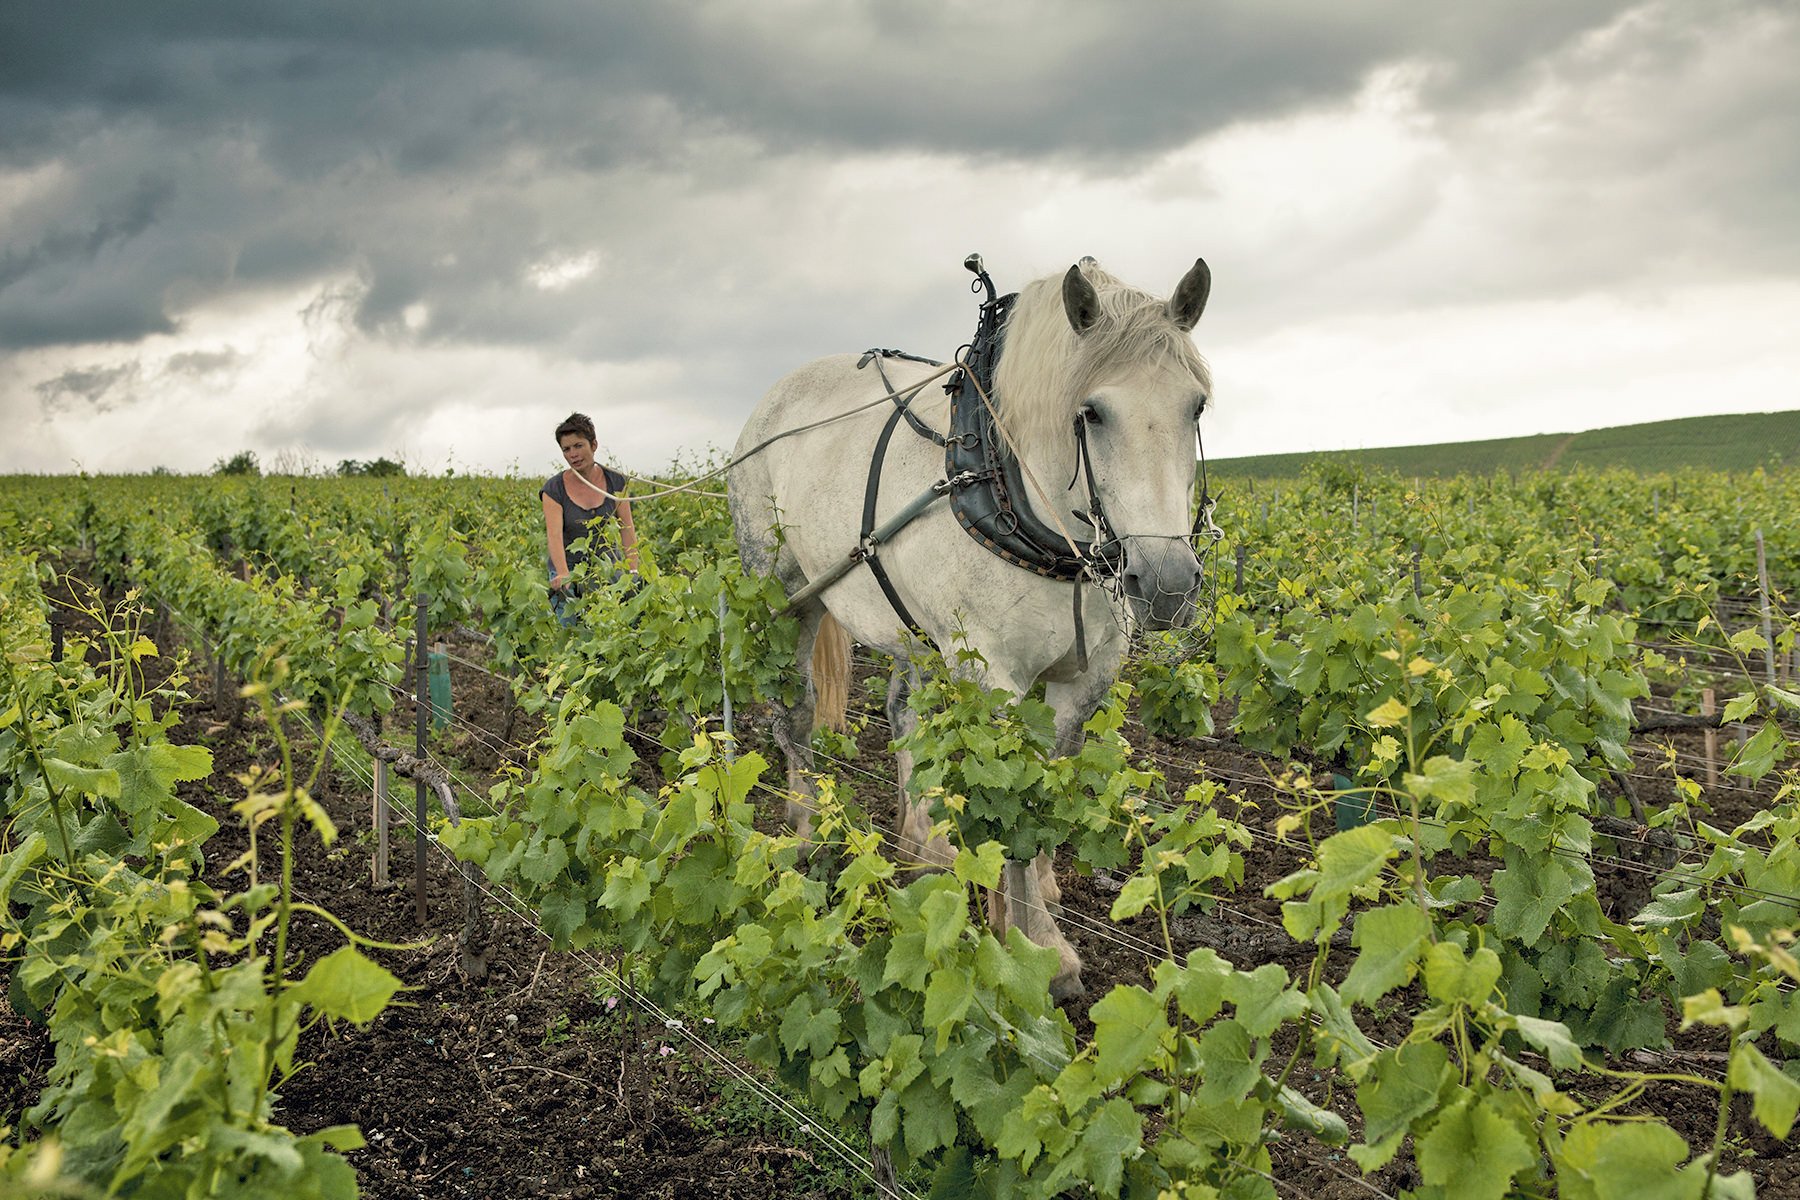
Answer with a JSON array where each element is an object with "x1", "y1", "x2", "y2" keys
[{"x1": 1211, "y1": 409, "x2": 1800, "y2": 478}]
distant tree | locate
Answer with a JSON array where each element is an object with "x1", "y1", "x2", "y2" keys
[
  {"x1": 213, "y1": 450, "x2": 260, "y2": 476},
  {"x1": 149, "y1": 465, "x2": 174, "y2": 476},
  {"x1": 335, "y1": 456, "x2": 406, "y2": 477},
  {"x1": 270, "y1": 446, "x2": 321, "y2": 476}
]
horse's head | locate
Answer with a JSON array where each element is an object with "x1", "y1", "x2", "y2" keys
[{"x1": 999, "y1": 256, "x2": 1213, "y2": 629}]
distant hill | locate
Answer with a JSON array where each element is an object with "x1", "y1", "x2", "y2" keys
[{"x1": 1209, "y1": 410, "x2": 1800, "y2": 478}]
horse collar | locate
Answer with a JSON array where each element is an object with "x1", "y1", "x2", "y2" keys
[{"x1": 942, "y1": 284, "x2": 1119, "y2": 584}]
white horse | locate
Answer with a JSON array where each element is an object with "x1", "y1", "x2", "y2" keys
[{"x1": 729, "y1": 256, "x2": 1212, "y2": 1000}]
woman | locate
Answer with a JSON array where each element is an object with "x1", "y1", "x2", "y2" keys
[{"x1": 542, "y1": 412, "x2": 639, "y2": 625}]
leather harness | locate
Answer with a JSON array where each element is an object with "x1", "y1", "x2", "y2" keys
[
  {"x1": 843, "y1": 259, "x2": 1122, "y2": 661},
  {"x1": 785, "y1": 256, "x2": 1215, "y2": 670}
]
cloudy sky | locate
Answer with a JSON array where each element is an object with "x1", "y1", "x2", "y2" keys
[{"x1": 3, "y1": 1, "x2": 1797, "y2": 476}]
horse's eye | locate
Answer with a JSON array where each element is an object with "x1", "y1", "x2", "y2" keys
[{"x1": 1081, "y1": 405, "x2": 1102, "y2": 425}]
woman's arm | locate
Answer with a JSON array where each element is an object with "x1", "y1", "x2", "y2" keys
[
  {"x1": 544, "y1": 493, "x2": 571, "y2": 588},
  {"x1": 616, "y1": 496, "x2": 639, "y2": 572}
]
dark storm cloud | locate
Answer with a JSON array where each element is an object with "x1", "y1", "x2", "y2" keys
[
  {"x1": 0, "y1": 0, "x2": 1795, "y2": 398},
  {"x1": 0, "y1": 0, "x2": 1701, "y2": 359},
  {"x1": 0, "y1": 174, "x2": 182, "y2": 348},
  {"x1": 0, "y1": 2, "x2": 1645, "y2": 167},
  {"x1": 0, "y1": 174, "x2": 171, "y2": 291},
  {"x1": 34, "y1": 362, "x2": 141, "y2": 411}
]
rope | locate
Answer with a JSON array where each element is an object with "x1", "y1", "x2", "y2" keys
[{"x1": 607, "y1": 361, "x2": 962, "y2": 503}]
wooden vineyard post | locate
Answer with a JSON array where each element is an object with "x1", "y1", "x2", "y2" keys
[
  {"x1": 1755, "y1": 529, "x2": 1777, "y2": 686},
  {"x1": 1702, "y1": 688, "x2": 1719, "y2": 788},
  {"x1": 372, "y1": 758, "x2": 391, "y2": 887},
  {"x1": 1411, "y1": 544, "x2": 1422, "y2": 599},
  {"x1": 1352, "y1": 484, "x2": 1359, "y2": 532},
  {"x1": 414, "y1": 593, "x2": 430, "y2": 924},
  {"x1": 49, "y1": 613, "x2": 63, "y2": 663},
  {"x1": 718, "y1": 590, "x2": 735, "y2": 762}
]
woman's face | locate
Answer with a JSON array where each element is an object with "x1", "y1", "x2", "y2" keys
[{"x1": 559, "y1": 434, "x2": 594, "y2": 471}]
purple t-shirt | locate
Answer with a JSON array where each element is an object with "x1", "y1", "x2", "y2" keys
[{"x1": 541, "y1": 466, "x2": 626, "y2": 566}]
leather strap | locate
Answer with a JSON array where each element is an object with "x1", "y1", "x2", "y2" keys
[
  {"x1": 859, "y1": 401, "x2": 927, "y2": 636},
  {"x1": 859, "y1": 349, "x2": 949, "y2": 448},
  {"x1": 944, "y1": 292, "x2": 1096, "y2": 581}
]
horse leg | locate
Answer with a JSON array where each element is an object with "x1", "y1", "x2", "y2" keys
[
  {"x1": 998, "y1": 860, "x2": 1084, "y2": 1002},
  {"x1": 956, "y1": 662, "x2": 1081, "y2": 1002},
  {"x1": 770, "y1": 606, "x2": 830, "y2": 853},
  {"x1": 887, "y1": 658, "x2": 954, "y2": 871},
  {"x1": 1031, "y1": 853, "x2": 1063, "y2": 919},
  {"x1": 994, "y1": 666, "x2": 1125, "y2": 998}
]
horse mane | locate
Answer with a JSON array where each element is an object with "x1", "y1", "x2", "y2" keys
[{"x1": 991, "y1": 260, "x2": 1212, "y2": 463}]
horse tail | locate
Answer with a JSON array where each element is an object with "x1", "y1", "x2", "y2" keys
[{"x1": 810, "y1": 612, "x2": 851, "y2": 733}]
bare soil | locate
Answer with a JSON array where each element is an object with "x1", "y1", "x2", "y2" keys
[{"x1": 5, "y1": 582, "x2": 1796, "y2": 1197}]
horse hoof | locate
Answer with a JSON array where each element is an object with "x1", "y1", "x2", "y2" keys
[{"x1": 1050, "y1": 972, "x2": 1086, "y2": 1004}]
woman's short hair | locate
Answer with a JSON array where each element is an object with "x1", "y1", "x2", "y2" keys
[{"x1": 555, "y1": 412, "x2": 597, "y2": 446}]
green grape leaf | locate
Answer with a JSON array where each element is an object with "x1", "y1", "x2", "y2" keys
[
  {"x1": 286, "y1": 946, "x2": 404, "y2": 1025},
  {"x1": 923, "y1": 970, "x2": 975, "y2": 1049},
  {"x1": 1728, "y1": 1043, "x2": 1800, "y2": 1139},
  {"x1": 883, "y1": 928, "x2": 930, "y2": 993},
  {"x1": 1491, "y1": 851, "x2": 1579, "y2": 946},
  {"x1": 1632, "y1": 888, "x2": 1703, "y2": 929},
  {"x1": 951, "y1": 841, "x2": 1005, "y2": 890},
  {"x1": 0, "y1": 832, "x2": 47, "y2": 905},
  {"x1": 44, "y1": 757, "x2": 120, "y2": 799},
  {"x1": 1226, "y1": 964, "x2": 1307, "y2": 1037},
  {"x1": 1422, "y1": 942, "x2": 1503, "y2": 1007},
  {"x1": 974, "y1": 928, "x2": 1060, "y2": 1008},
  {"x1": 106, "y1": 742, "x2": 213, "y2": 819},
  {"x1": 1110, "y1": 873, "x2": 1161, "y2": 921},
  {"x1": 1073, "y1": 1097, "x2": 1141, "y2": 1198},
  {"x1": 1315, "y1": 824, "x2": 1400, "y2": 901},
  {"x1": 900, "y1": 1076, "x2": 956, "y2": 1157},
  {"x1": 919, "y1": 881, "x2": 969, "y2": 960},
  {"x1": 1358, "y1": 1040, "x2": 1451, "y2": 1148},
  {"x1": 1513, "y1": 1014, "x2": 1583, "y2": 1070},
  {"x1": 1156, "y1": 949, "x2": 1234, "y2": 1026},
  {"x1": 1726, "y1": 722, "x2": 1784, "y2": 780},
  {"x1": 1405, "y1": 754, "x2": 1476, "y2": 808},
  {"x1": 1416, "y1": 1096, "x2": 1536, "y2": 1200},
  {"x1": 1341, "y1": 903, "x2": 1432, "y2": 1006},
  {"x1": 1554, "y1": 1120, "x2": 1703, "y2": 1200},
  {"x1": 1193, "y1": 1019, "x2": 1262, "y2": 1104},
  {"x1": 780, "y1": 996, "x2": 842, "y2": 1059},
  {"x1": 1090, "y1": 983, "x2": 1169, "y2": 1087}
]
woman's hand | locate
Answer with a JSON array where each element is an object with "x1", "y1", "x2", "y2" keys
[{"x1": 550, "y1": 571, "x2": 572, "y2": 592}]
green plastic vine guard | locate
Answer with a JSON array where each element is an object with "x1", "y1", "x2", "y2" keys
[
  {"x1": 427, "y1": 647, "x2": 452, "y2": 730},
  {"x1": 1332, "y1": 773, "x2": 1375, "y2": 830}
]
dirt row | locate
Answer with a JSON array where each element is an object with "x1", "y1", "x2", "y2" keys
[{"x1": 6, "y1": 584, "x2": 1798, "y2": 1197}]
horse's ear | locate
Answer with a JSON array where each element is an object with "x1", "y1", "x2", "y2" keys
[
  {"x1": 1167, "y1": 258, "x2": 1211, "y2": 331},
  {"x1": 1062, "y1": 264, "x2": 1101, "y2": 336}
]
